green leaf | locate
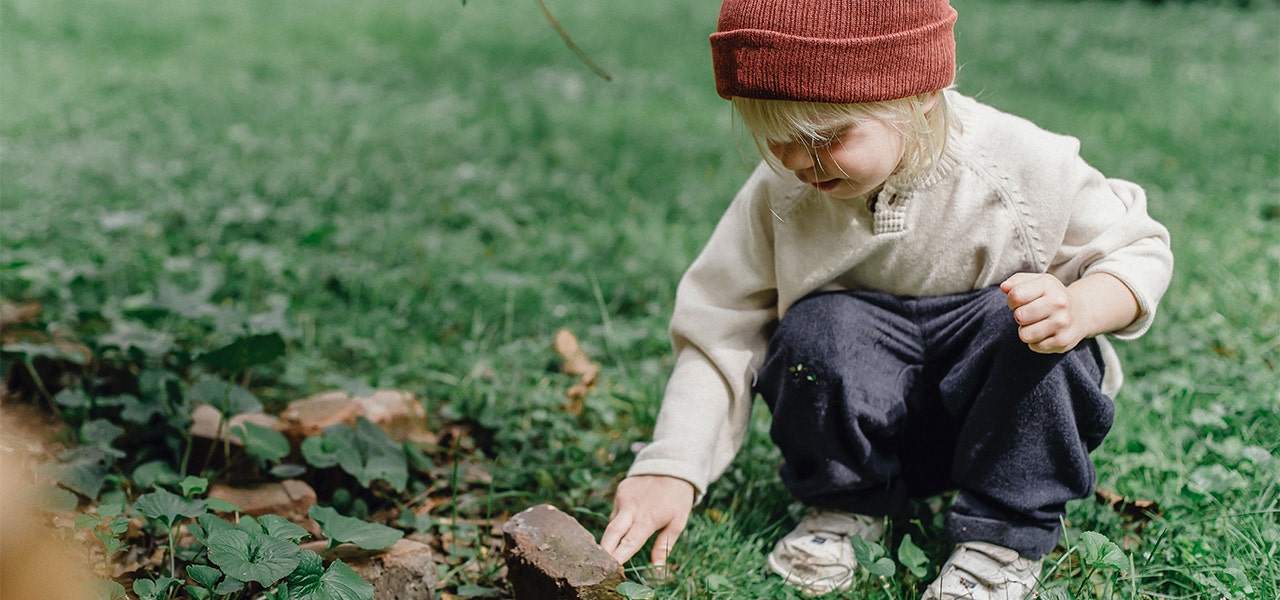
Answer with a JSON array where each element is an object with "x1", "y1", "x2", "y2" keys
[
  {"x1": 301, "y1": 431, "x2": 353, "y2": 469},
  {"x1": 288, "y1": 556, "x2": 375, "y2": 600},
  {"x1": 897, "y1": 533, "x2": 930, "y2": 579},
  {"x1": 47, "y1": 446, "x2": 110, "y2": 498},
  {"x1": 188, "y1": 376, "x2": 263, "y2": 416},
  {"x1": 54, "y1": 387, "x2": 90, "y2": 408},
  {"x1": 1188, "y1": 464, "x2": 1249, "y2": 497},
  {"x1": 214, "y1": 577, "x2": 245, "y2": 595},
  {"x1": 92, "y1": 578, "x2": 129, "y2": 600},
  {"x1": 187, "y1": 564, "x2": 223, "y2": 589},
  {"x1": 194, "y1": 513, "x2": 236, "y2": 545},
  {"x1": 76, "y1": 513, "x2": 101, "y2": 529},
  {"x1": 850, "y1": 535, "x2": 895, "y2": 577},
  {"x1": 205, "y1": 497, "x2": 243, "y2": 513},
  {"x1": 133, "y1": 577, "x2": 179, "y2": 600},
  {"x1": 180, "y1": 476, "x2": 210, "y2": 498},
  {"x1": 95, "y1": 529, "x2": 126, "y2": 555},
  {"x1": 118, "y1": 391, "x2": 166, "y2": 424},
  {"x1": 185, "y1": 585, "x2": 213, "y2": 600},
  {"x1": 303, "y1": 420, "x2": 408, "y2": 491},
  {"x1": 455, "y1": 584, "x2": 501, "y2": 597},
  {"x1": 80, "y1": 418, "x2": 125, "y2": 452},
  {"x1": 309, "y1": 505, "x2": 403, "y2": 551},
  {"x1": 197, "y1": 332, "x2": 286, "y2": 373},
  {"x1": 704, "y1": 574, "x2": 731, "y2": 590},
  {"x1": 233, "y1": 421, "x2": 291, "y2": 464},
  {"x1": 1037, "y1": 587, "x2": 1073, "y2": 600},
  {"x1": 39, "y1": 484, "x2": 81, "y2": 513},
  {"x1": 106, "y1": 516, "x2": 131, "y2": 535},
  {"x1": 1078, "y1": 531, "x2": 1127, "y2": 571},
  {"x1": 287, "y1": 550, "x2": 326, "y2": 590},
  {"x1": 132, "y1": 460, "x2": 181, "y2": 490},
  {"x1": 349, "y1": 418, "x2": 408, "y2": 491},
  {"x1": 135, "y1": 488, "x2": 207, "y2": 528},
  {"x1": 259, "y1": 514, "x2": 311, "y2": 543},
  {"x1": 206, "y1": 529, "x2": 302, "y2": 586},
  {"x1": 617, "y1": 581, "x2": 656, "y2": 599}
]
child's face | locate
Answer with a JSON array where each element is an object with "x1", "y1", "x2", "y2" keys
[{"x1": 766, "y1": 118, "x2": 904, "y2": 200}]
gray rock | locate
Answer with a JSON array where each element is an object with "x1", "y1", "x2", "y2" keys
[
  {"x1": 329, "y1": 539, "x2": 438, "y2": 600},
  {"x1": 502, "y1": 504, "x2": 624, "y2": 600}
]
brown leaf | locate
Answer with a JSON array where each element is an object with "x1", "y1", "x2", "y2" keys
[
  {"x1": 1095, "y1": 488, "x2": 1160, "y2": 522},
  {"x1": 553, "y1": 329, "x2": 600, "y2": 415},
  {"x1": 0, "y1": 299, "x2": 41, "y2": 328},
  {"x1": 553, "y1": 328, "x2": 599, "y2": 379}
]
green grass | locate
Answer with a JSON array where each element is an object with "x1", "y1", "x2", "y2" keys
[{"x1": 2, "y1": 0, "x2": 1277, "y2": 598}]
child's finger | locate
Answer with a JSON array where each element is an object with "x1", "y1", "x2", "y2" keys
[
  {"x1": 650, "y1": 524, "x2": 683, "y2": 567},
  {"x1": 1001, "y1": 273, "x2": 1047, "y2": 309},
  {"x1": 599, "y1": 513, "x2": 636, "y2": 562}
]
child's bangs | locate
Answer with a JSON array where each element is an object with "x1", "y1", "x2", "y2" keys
[{"x1": 732, "y1": 97, "x2": 870, "y2": 144}]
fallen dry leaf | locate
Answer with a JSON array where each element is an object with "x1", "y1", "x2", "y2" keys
[
  {"x1": 553, "y1": 328, "x2": 600, "y2": 415},
  {"x1": 0, "y1": 299, "x2": 41, "y2": 328}
]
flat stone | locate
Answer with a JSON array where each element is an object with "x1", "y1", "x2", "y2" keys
[
  {"x1": 278, "y1": 391, "x2": 365, "y2": 441},
  {"x1": 189, "y1": 403, "x2": 280, "y2": 445},
  {"x1": 324, "y1": 539, "x2": 439, "y2": 600},
  {"x1": 279, "y1": 390, "x2": 433, "y2": 444},
  {"x1": 503, "y1": 504, "x2": 624, "y2": 600},
  {"x1": 353, "y1": 390, "x2": 433, "y2": 443}
]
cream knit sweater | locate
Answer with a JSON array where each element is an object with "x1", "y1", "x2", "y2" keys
[{"x1": 627, "y1": 91, "x2": 1174, "y2": 500}]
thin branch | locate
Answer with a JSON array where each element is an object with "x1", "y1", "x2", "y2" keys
[{"x1": 534, "y1": 0, "x2": 612, "y2": 81}]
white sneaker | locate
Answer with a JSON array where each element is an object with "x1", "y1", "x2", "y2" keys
[
  {"x1": 767, "y1": 509, "x2": 886, "y2": 595},
  {"x1": 921, "y1": 541, "x2": 1043, "y2": 600}
]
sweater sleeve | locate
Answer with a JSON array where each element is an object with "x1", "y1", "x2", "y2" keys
[
  {"x1": 627, "y1": 165, "x2": 780, "y2": 502},
  {"x1": 1047, "y1": 153, "x2": 1173, "y2": 339}
]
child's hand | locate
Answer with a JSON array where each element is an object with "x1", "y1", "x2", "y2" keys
[
  {"x1": 1001, "y1": 273, "x2": 1088, "y2": 354},
  {"x1": 1001, "y1": 272, "x2": 1141, "y2": 354},
  {"x1": 599, "y1": 475, "x2": 696, "y2": 569}
]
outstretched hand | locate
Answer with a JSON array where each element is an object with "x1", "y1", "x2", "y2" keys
[{"x1": 599, "y1": 475, "x2": 696, "y2": 568}]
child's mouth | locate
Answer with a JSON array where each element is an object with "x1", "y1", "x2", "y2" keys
[{"x1": 812, "y1": 178, "x2": 842, "y2": 192}]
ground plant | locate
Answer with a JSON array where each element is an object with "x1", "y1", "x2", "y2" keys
[{"x1": 1, "y1": 0, "x2": 1277, "y2": 598}]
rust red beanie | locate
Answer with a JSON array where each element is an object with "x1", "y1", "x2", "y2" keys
[{"x1": 711, "y1": 0, "x2": 957, "y2": 103}]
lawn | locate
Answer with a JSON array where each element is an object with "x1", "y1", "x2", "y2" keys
[{"x1": 1, "y1": 0, "x2": 1277, "y2": 598}]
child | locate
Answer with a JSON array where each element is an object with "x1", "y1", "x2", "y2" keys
[{"x1": 599, "y1": 0, "x2": 1173, "y2": 597}]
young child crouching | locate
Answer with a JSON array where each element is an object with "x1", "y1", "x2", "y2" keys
[{"x1": 600, "y1": 1, "x2": 1173, "y2": 597}]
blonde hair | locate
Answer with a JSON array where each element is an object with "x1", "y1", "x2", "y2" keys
[{"x1": 731, "y1": 91, "x2": 953, "y2": 179}]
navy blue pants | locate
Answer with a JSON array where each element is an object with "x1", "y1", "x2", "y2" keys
[{"x1": 754, "y1": 287, "x2": 1113, "y2": 557}]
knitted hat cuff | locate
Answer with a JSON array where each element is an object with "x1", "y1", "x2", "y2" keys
[{"x1": 711, "y1": 6, "x2": 956, "y2": 103}]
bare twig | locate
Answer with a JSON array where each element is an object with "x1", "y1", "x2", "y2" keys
[{"x1": 534, "y1": 0, "x2": 612, "y2": 81}]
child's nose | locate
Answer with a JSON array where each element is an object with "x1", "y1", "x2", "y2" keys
[{"x1": 770, "y1": 142, "x2": 815, "y2": 171}]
